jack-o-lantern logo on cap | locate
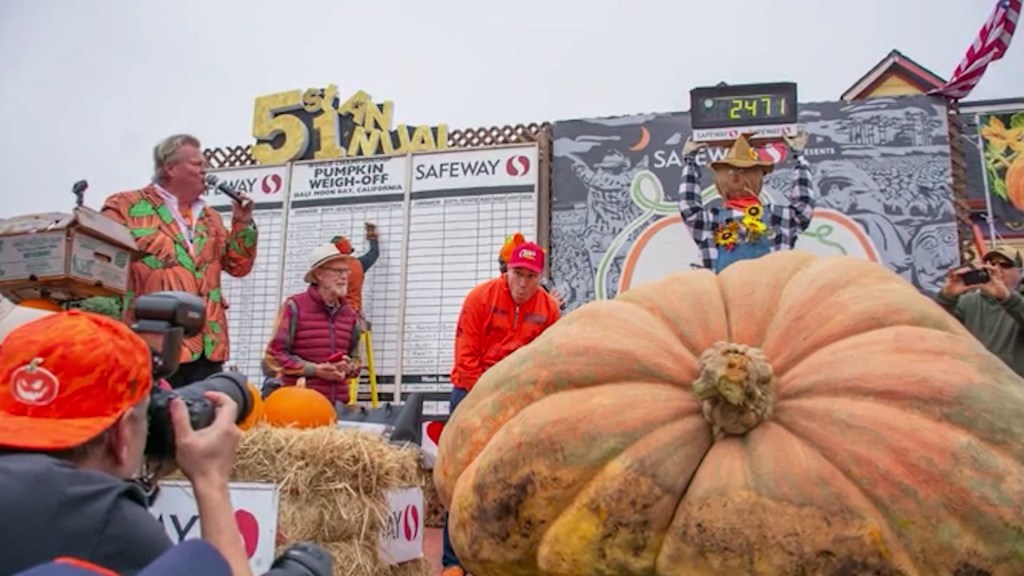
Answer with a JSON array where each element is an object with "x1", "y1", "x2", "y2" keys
[{"x1": 11, "y1": 357, "x2": 60, "y2": 406}]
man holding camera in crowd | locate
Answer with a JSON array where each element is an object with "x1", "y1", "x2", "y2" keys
[
  {"x1": 936, "y1": 245, "x2": 1024, "y2": 377},
  {"x1": 102, "y1": 134, "x2": 258, "y2": 389},
  {"x1": 0, "y1": 310, "x2": 253, "y2": 576}
]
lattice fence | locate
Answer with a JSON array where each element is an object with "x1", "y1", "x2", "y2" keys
[{"x1": 202, "y1": 122, "x2": 551, "y2": 169}]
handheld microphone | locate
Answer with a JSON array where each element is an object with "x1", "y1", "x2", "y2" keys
[{"x1": 204, "y1": 175, "x2": 252, "y2": 208}]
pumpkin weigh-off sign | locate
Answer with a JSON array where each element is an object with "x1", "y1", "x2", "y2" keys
[{"x1": 434, "y1": 251, "x2": 1024, "y2": 575}]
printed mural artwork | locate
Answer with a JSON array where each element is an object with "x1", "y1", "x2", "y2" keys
[
  {"x1": 962, "y1": 109, "x2": 1024, "y2": 230},
  {"x1": 550, "y1": 95, "x2": 959, "y2": 311}
]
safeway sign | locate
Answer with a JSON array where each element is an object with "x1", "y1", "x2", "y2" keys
[
  {"x1": 379, "y1": 487, "x2": 424, "y2": 565},
  {"x1": 149, "y1": 481, "x2": 279, "y2": 573}
]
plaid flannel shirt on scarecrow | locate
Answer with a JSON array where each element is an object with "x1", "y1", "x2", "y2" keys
[{"x1": 677, "y1": 152, "x2": 816, "y2": 270}]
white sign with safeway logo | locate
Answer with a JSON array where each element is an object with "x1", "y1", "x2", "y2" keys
[
  {"x1": 204, "y1": 165, "x2": 290, "y2": 208},
  {"x1": 149, "y1": 481, "x2": 279, "y2": 573},
  {"x1": 411, "y1": 144, "x2": 538, "y2": 192},
  {"x1": 378, "y1": 487, "x2": 425, "y2": 565}
]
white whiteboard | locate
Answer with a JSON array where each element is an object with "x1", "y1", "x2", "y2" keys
[
  {"x1": 402, "y1": 146, "x2": 539, "y2": 416},
  {"x1": 206, "y1": 144, "x2": 539, "y2": 416},
  {"x1": 284, "y1": 155, "x2": 409, "y2": 393}
]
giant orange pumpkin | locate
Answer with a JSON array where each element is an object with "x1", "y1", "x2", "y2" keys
[
  {"x1": 262, "y1": 378, "x2": 338, "y2": 429},
  {"x1": 434, "y1": 250, "x2": 1024, "y2": 575}
]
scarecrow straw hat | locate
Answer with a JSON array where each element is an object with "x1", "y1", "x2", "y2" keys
[{"x1": 710, "y1": 134, "x2": 774, "y2": 173}]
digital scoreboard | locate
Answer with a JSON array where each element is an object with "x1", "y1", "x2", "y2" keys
[{"x1": 689, "y1": 82, "x2": 799, "y2": 143}]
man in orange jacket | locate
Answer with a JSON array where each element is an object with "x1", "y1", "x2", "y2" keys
[
  {"x1": 331, "y1": 222, "x2": 380, "y2": 319},
  {"x1": 441, "y1": 238, "x2": 561, "y2": 576}
]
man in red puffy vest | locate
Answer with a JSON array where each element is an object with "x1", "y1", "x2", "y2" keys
[{"x1": 262, "y1": 243, "x2": 361, "y2": 404}]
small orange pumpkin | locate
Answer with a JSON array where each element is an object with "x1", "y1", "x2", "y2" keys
[
  {"x1": 262, "y1": 377, "x2": 337, "y2": 429},
  {"x1": 19, "y1": 298, "x2": 63, "y2": 312},
  {"x1": 238, "y1": 382, "x2": 265, "y2": 431}
]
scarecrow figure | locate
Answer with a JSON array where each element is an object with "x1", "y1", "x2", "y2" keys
[{"x1": 678, "y1": 131, "x2": 815, "y2": 273}]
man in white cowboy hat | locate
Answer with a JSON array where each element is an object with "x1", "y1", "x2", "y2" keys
[
  {"x1": 678, "y1": 131, "x2": 816, "y2": 273},
  {"x1": 262, "y1": 243, "x2": 362, "y2": 403}
]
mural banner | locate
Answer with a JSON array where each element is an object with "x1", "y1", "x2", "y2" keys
[
  {"x1": 551, "y1": 95, "x2": 958, "y2": 311},
  {"x1": 962, "y1": 109, "x2": 1024, "y2": 232}
]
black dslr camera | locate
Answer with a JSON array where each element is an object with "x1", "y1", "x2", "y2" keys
[{"x1": 130, "y1": 291, "x2": 255, "y2": 460}]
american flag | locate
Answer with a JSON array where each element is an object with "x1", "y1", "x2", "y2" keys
[{"x1": 931, "y1": 0, "x2": 1021, "y2": 100}]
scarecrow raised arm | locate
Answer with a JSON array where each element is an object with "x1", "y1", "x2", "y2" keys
[{"x1": 677, "y1": 131, "x2": 815, "y2": 273}]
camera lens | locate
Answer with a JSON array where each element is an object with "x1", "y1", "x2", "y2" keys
[
  {"x1": 145, "y1": 371, "x2": 254, "y2": 460},
  {"x1": 176, "y1": 371, "x2": 254, "y2": 427}
]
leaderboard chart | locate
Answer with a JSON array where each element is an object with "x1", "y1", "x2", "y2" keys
[{"x1": 203, "y1": 144, "x2": 540, "y2": 414}]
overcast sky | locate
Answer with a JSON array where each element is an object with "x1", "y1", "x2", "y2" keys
[{"x1": 1, "y1": 0, "x2": 1021, "y2": 217}]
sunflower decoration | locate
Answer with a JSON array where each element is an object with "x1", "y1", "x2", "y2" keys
[
  {"x1": 714, "y1": 221, "x2": 741, "y2": 250},
  {"x1": 743, "y1": 216, "x2": 768, "y2": 242},
  {"x1": 741, "y1": 202, "x2": 768, "y2": 241}
]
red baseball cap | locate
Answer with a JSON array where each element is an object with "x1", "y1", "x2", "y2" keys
[
  {"x1": 508, "y1": 241, "x2": 545, "y2": 274},
  {"x1": 0, "y1": 310, "x2": 153, "y2": 450}
]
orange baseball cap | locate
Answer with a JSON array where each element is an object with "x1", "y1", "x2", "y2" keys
[{"x1": 0, "y1": 310, "x2": 153, "y2": 450}]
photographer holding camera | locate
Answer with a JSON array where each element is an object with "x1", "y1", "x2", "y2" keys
[
  {"x1": 936, "y1": 245, "x2": 1024, "y2": 377},
  {"x1": 0, "y1": 309, "x2": 254, "y2": 576}
]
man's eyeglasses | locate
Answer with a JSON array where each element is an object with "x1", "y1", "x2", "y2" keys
[{"x1": 985, "y1": 260, "x2": 1016, "y2": 270}]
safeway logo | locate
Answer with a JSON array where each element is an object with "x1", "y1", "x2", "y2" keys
[
  {"x1": 261, "y1": 173, "x2": 283, "y2": 194},
  {"x1": 756, "y1": 143, "x2": 788, "y2": 165},
  {"x1": 235, "y1": 509, "x2": 260, "y2": 557},
  {"x1": 402, "y1": 504, "x2": 420, "y2": 541},
  {"x1": 505, "y1": 155, "x2": 530, "y2": 177}
]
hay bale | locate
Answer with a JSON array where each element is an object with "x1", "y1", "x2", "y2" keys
[
  {"x1": 164, "y1": 424, "x2": 431, "y2": 573},
  {"x1": 232, "y1": 425, "x2": 425, "y2": 559},
  {"x1": 234, "y1": 424, "x2": 422, "y2": 494}
]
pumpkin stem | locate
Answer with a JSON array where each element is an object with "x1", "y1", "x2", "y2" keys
[
  {"x1": 296, "y1": 377, "x2": 307, "y2": 389},
  {"x1": 692, "y1": 341, "x2": 775, "y2": 438}
]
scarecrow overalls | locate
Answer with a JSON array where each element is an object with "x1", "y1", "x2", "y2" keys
[{"x1": 711, "y1": 205, "x2": 772, "y2": 273}]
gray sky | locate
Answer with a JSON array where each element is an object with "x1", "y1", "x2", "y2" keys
[{"x1": 1, "y1": 0, "x2": 1021, "y2": 217}]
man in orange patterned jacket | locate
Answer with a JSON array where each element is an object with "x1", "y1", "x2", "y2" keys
[{"x1": 101, "y1": 134, "x2": 257, "y2": 388}]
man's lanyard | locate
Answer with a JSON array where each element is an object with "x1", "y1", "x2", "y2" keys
[{"x1": 153, "y1": 184, "x2": 204, "y2": 255}]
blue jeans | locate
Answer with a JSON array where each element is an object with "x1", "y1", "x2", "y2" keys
[{"x1": 441, "y1": 386, "x2": 469, "y2": 568}]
